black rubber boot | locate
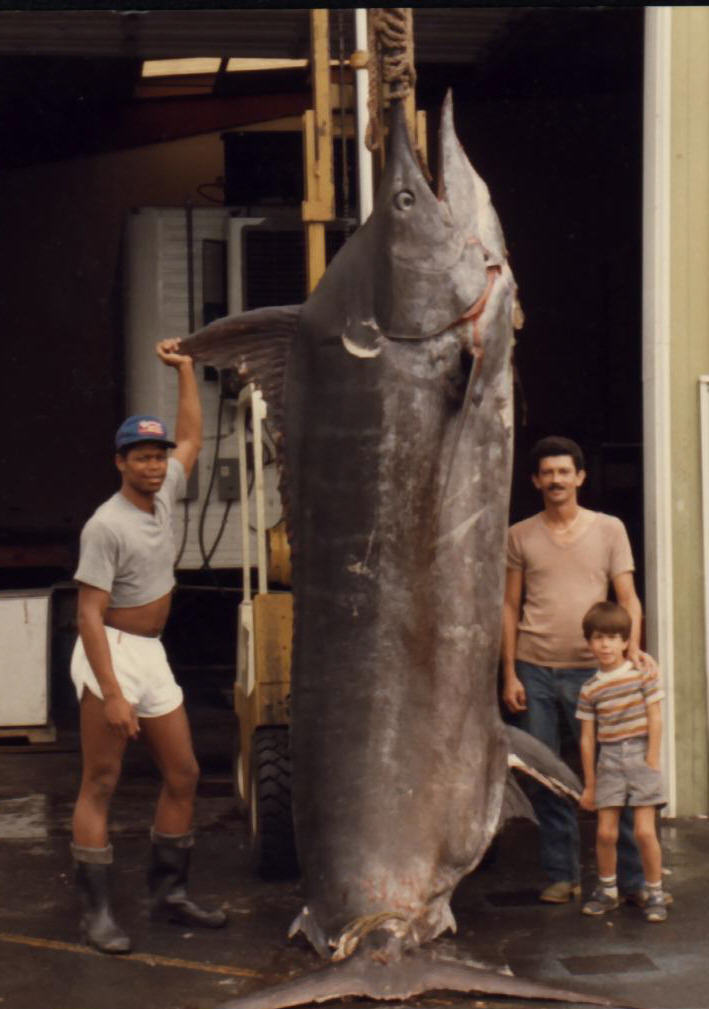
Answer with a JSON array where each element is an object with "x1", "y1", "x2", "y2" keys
[
  {"x1": 73, "y1": 844, "x2": 131, "y2": 954},
  {"x1": 147, "y1": 830, "x2": 227, "y2": 928}
]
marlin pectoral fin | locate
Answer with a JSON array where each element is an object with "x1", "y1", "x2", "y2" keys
[
  {"x1": 177, "y1": 304, "x2": 301, "y2": 442},
  {"x1": 220, "y1": 950, "x2": 625, "y2": 1009},
  {"x1": 506, "y1": 724, "x2": 582, "y2": 801}
]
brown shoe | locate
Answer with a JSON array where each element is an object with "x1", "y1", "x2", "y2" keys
[{"x1": 539, "y1": 880, "x2": 582, "y2": 904}]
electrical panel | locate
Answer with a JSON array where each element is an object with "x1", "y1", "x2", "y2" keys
[{"x1": 217, "y1": 458, "x2": 239, "y2": 502}]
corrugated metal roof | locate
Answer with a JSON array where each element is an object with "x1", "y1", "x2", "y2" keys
[{"x1": 0, "y1": 9, "x2": 525, "y2": 63}]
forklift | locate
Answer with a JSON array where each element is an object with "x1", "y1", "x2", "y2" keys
[{"x1": 233, "y1": 384, "x2": 298, "y2": 878}]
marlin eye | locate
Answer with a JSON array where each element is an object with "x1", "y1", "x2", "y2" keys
[{"x1": 394, "y1": 190, "x2": 415, "y2": 211}]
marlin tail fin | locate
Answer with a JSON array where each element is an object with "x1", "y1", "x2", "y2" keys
[{"x1": 220, "y1": 948, "x2": 625, "y2": 1009}]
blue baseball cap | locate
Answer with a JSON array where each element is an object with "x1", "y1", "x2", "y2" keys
[{"x1": 115, "y1": 415, "x2": 176, "y2": 451}]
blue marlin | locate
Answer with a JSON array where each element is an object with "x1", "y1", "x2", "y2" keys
[{"x1": 179, "y1": 94, "x2": 614, "y2": 1008}]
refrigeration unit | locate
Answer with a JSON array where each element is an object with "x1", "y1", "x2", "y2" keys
[{"x1": 124, "y1": 207, "x2": 289, "y2": 571}]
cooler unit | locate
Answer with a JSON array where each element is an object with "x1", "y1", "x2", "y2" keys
[{"x1": 124, "y1": 207, "x2": 290, "y2": 570}]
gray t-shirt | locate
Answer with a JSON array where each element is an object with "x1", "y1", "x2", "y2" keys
[{"x1": 74, "y1": 457, "x2": 186, "y2": 608}]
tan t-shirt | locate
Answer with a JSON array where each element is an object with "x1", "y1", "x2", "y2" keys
[{"x1": 506, "y1": 511, "x2": 635, "y2": 668}]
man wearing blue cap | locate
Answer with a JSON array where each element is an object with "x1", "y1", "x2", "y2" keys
[{"x1": 69, "y1": 338, "x2": 226, "y2": 954}]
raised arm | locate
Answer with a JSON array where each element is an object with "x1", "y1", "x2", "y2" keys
[
  {"x1": 156, "y1": 339, "x2": 203, "y2": 478},
  {"x1": 501, "y1": 566, "x2": 526, "y2": 713},
  {"x1": 76, "y1": 584, "x2": 139, "y2": 740}
]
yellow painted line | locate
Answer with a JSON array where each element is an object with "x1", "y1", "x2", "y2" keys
[{"x1": 0, "y1": 932, "x2": 261, "y2": 979}]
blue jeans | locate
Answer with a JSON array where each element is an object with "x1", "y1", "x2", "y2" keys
[{"x1": 515, "y1": 660, "x2": 645, "y2": 891}]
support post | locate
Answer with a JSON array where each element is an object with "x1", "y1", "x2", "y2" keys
[
  {"x1": 642, "y1": 7, "x2": 676, "y2": 813},
  {"x1": 302, "y1": 9, "x2": 334, "y2": 293},
  {"x1": 354, "y1": 8, "x2": 374, "y2": 224},
  {"x1": 401, "y1": 9, "x2": 417, "y2": 145}
]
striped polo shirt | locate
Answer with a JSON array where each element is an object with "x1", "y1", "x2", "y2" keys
[{"x1": 576, "y1": 661, "x2": 664, "y2": 743}]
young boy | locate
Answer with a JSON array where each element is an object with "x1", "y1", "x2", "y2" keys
[{"x1": 576, "y1": 601, "x2": 668, "y2": 923}]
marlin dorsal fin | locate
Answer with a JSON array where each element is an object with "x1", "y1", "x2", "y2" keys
[{"x1": 178, "y1": 304, "x2": 300, "y2": 445}]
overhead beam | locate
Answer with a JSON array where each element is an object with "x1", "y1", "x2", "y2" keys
[
  {"x1": 122, "y1": 92, "x2": 311, "y2": 148},
  {"x1": 0, "y1": 9, "x2": 526, "y2": 61},
  {"x1": 1, "y1": 93, "x2": 312, "y2": 167},
  {"x1": 142, "y1": 57, "x2": 222, "y2": 77}
]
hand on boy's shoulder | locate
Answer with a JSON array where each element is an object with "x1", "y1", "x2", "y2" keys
[{"x1": 628, "y1": 647, "x2": 659, "y2": 676}]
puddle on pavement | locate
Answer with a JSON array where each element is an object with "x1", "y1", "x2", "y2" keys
[{"x1": 0, "y1": 793, "x2": 49, "y2": 839}]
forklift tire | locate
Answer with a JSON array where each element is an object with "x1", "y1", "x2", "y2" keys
[{"x1": 250, "y1": 727, "x2": 299, "y2": 880}]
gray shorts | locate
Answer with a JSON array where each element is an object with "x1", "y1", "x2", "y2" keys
[{"x1": 595, "y1": 737, "x2": 666, "y2": 809}]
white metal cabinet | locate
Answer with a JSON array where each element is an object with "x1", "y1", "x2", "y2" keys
[{"x1": 0, "y1": 590, "x2": 51, "y2": 727}]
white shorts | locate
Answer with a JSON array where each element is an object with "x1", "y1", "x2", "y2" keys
[{"x1": 71, "y1": 625, "x2": 184, "y2": 718}]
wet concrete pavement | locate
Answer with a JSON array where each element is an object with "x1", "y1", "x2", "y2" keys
[{"x1": 1, "y1": 696, "x2": 707, "y2": 1009}]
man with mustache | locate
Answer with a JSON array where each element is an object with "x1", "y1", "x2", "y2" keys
[{"x1": 501, "y1": 435, "x2": 656, "y2": 908}]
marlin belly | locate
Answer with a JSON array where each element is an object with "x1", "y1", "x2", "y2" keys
[{"x1": 286, "y1": 321, "x2": 512, "y2": 955}]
